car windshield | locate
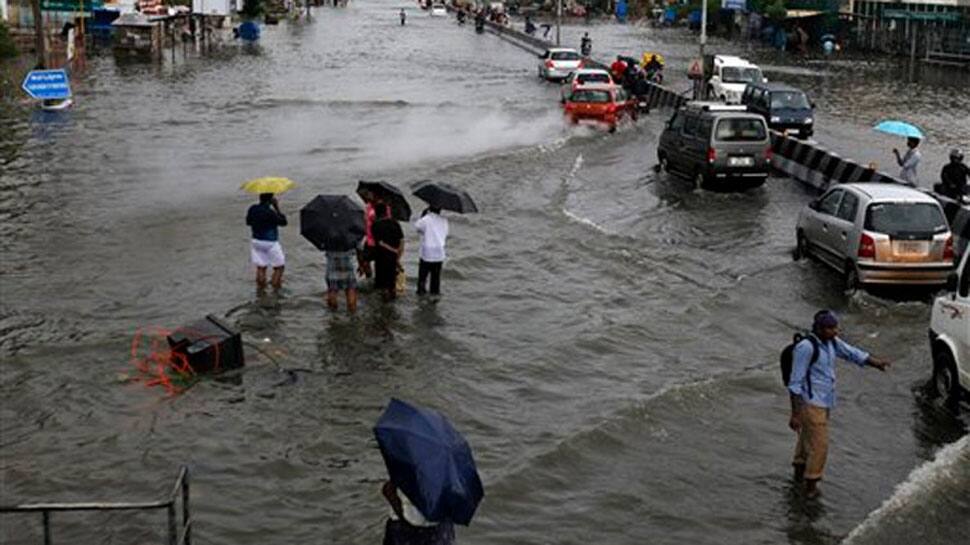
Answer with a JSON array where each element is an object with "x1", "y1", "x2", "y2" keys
[
  {"x1": 578, "y1": 73, "x2": 610, "y2": 84},
  {"x1": 570, "y1": 89, "x2": 611, "y2": 103},
  {"x1": 864, "y1": 202, "x2": 947, "y2": 236},
  {"x1": 722, "y1": 67, "x2": 762, "y2": 84},
  {"x1": 770, "y1": 91, "x2": 810, "y2": 110},
  {"x1": 552, "y1": 51, "x2": 581, "y2": 61},
  {"x1": 714, "y1": 118, "x2": 767, "y2": 141}
]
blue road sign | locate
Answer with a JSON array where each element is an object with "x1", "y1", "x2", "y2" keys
[{"x1": 22, "y1": 69, "x2": 72, "y2": 100}]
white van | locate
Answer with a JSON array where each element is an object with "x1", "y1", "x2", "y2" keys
[
  {"x1": 707, "y1": 55, "x2": 765, "y2": 104},
  {"x1": 929, "y1": 249, "x2": 970, "y2": 406}
]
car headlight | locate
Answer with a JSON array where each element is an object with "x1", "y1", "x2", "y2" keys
[
  {"x1": 770, "y1": 116, "x2": 781, "y2": 123},
  {"x1": 803, "y1": 118, "x2": 813, "y2": 124}
]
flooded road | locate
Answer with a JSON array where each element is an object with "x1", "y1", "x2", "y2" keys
[{"x1": 2, "y1": 4, "x2": 969, "y2": 544}]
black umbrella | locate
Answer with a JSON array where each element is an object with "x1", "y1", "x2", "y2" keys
[
  {"x1": 300, "y1": 195, "x2": 366, "y2": 252},
  {"x1": 356, "y1": 180, "x2": 412, "y2": 222},
  {"x1": 412, "y1": 181, "x2": 479, "y2": 214}
]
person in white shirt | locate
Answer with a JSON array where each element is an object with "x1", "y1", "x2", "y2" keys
[
  {"x1": 414, "y1": 207, "x2": 449, "y2": 296},
  {"x1": 893, "y1": 137, "x2": 922, "y2": 186}
]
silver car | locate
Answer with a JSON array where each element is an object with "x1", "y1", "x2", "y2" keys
[
  {"x1": 538, "y1": 48, "x2": 583, "y2": 82},
  {"x1": 795, "y1": 183, "x2": 954, "y2": 289}
]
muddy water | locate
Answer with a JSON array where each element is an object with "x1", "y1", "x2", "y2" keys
[{"x1": 1, "y1": 5, "x2": 967, "y2": 545}]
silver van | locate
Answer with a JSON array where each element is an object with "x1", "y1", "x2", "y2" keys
[
  {"x1": 794, "y1": 183, "x2": 954, "y2": 289},
  {"x1": 657, "y1": 102, "x2": 772, "y2": 189}
]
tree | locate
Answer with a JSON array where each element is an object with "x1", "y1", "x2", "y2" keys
[
  {"x1": 765, "y1": 0, "x2": 786, "y2": 22},
  {"x1": 0, "y1": 20, "x2": 18, "y2": 60},
  {"x1": 240, "y1": 0, "x2": 263, "y2": 18}
]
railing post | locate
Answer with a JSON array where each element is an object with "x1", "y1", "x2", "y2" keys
[
  {"x1": 42, "y1": 511, "x2": 51, "y2": 545},
  {"x1": 181, "y1": 468, "x2": 191, "y2": 545},
  {"x1": 167, "y1": 504, "x2": 176, "y2": 545}
]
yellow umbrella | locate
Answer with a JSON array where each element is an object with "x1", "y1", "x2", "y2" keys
[{"x1": 241, "y1": 177, "x2": 296, "y2": 194}]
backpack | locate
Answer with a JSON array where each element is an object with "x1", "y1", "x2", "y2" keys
[{"x1": 780, "y1": 333, "x2": 820, "y2": 398}]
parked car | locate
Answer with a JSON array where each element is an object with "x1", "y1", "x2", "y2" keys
[
  {"x1": 741, "y1": 82, "x2": 814, "y2": 139},
  {"x1": 560, "y1": 68, "x2": 613, "y2": 102},
  {"x1": 430, "y1": 4, "x2": 447, "y2": 16},
  {"x1": 706, "y1": 55, "x2": 765, "y2": 104},
  {"x1": 656, "y1": 101, "x2": 772, "y2": 189},
  {"x1": 929, "y1": 249, "x2": 969, "y2": 406},
  {"x1": 538, "y1": 47, "x2": 583, "y2": 82},
  {"x1": 794, "y1": 183, "x2": 954, "y2": 290},
  {"x1": 563, "y1": 83, "x2": 637, "y2": 133}
]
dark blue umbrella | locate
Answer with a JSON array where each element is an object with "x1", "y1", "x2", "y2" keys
[{"x1": 374, "y1": 398, "x2": 484, "y2": 526}]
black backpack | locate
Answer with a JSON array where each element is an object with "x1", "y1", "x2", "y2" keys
[{"x1": 780, "y1": 333, "x2": 820, "y2": 398}]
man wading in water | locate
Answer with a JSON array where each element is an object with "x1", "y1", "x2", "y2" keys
[
  {"x1": 787, "y1": 310, "x2": 890, "y2": 498},
  {"x1": 245, "y1": 193, "x2": 288, "y2": 289}
]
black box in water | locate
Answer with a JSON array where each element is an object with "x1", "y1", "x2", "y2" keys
[{"x1": 166, "y1": 315, "x2": 244, "y2": 373}]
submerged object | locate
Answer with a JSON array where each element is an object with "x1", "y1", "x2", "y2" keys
[{"x1": 238, "y1": 20, "x2": 260, "y2": 42}]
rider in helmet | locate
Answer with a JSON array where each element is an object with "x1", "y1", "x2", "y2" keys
[{"x1": 935, "y1": 149, "x2": 969, "y2": 200}]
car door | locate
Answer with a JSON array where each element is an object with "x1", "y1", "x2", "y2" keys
[
  {"x1": 805, "y1": 188, "x2": 845, "y2": 268},
  {"x1": 660, "y1": 111, "x2": 685, "y2": 170},
  {"x1": 956, "y1": 254, "x2": 970, "y2": 383},
  {"x1": 674, "y1": 113, "x2": 699, "y2": 173},
  {"x1": 831, "y1": 190, "x2": 860, "y2": 265}
]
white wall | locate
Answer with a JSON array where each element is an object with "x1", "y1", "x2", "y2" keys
[{"x1": 1, "y1": 0, "x2": 8, "y2": 22}]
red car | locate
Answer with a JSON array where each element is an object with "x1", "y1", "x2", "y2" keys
[{"x1": 563, "y1": 83, "x2": 637, "y2": 132}]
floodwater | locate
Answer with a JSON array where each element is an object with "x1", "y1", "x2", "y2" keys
[{"x1": 2, "y1": 4, "x2": 969, "y2": 544}]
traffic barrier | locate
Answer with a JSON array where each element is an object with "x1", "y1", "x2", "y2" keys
[{"x1": 769, "y1": 131, "x2": 907, "y2": 190}]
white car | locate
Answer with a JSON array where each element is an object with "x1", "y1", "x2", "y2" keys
[
  {"x1": 538, "y1": 48, "x2": 583, "y2": 82},
  {"x1": 707, "y1": 55, "x2": 765, "y2": 104},
  {"x1": 930, "y1": 249, "x2": 970, "y2": 406},
  {"x1": 430, "y1": 4, "x2": 447, "y2": 16}
]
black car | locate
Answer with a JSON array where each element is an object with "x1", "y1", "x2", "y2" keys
[{"x1": 741, "y1": 82, "x2": 814, "y2": 139}]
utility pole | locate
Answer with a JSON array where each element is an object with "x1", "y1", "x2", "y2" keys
[
  {"x1": 700, "y1": 0, "x2": 707, "y2": 58},
  {"x1": 556, "y1": 0, "x2": 561, "y2": 46},
  {"x1": 30, "y1": 0, "x2": 46, "y2": 67}
]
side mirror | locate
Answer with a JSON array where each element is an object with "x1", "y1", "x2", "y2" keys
[
  {"x1": 946, "y1": 272, "x2": 958, "y2": 292},
  {"x1": 810, "y1": 102, "x2": 816, "y2": 109},
  {"x1": 808, "y1": 200, "x2": 820, "y2": 211}
]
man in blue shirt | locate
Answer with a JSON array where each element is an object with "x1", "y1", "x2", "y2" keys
[
  {"x1": 245, "y1": 193, "x2": 288, "y2": 289},
  {"x1": 788, "y1": 310, "x2": 890, "y2": 498}
]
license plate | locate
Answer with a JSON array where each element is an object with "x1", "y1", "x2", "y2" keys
[
  {"x1": 895, "y1": 240, "x2": 929, "y2": 255},
  {"x1": 729, "y1": 156, "x2": 754, "y2": 166}
]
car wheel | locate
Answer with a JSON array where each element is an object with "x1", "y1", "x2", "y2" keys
[
  {"x1": 844, "y1": 262, "x2": 861, "y2": 293},
  {"x1": 608, "y1": 124, "x2": 617, "y2": 133},
  {"x1": 793, "y1": 232, "x2": 810, "y2": 261},
  {"x1": 932, "y1": 348, "x2": 961, "y2": 407}
]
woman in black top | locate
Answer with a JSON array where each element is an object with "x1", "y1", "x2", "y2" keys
[{"x1": 371, "y1": 203, "x2": 404, "y2": 300}]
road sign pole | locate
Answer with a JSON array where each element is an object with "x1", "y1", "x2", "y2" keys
[{"x1": 30, "y1": 0, "x2": 47, "y2": 68}]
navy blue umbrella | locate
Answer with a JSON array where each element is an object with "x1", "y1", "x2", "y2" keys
[{"x1": 374, "y1": 398, "x2": 484, "y2": 526}]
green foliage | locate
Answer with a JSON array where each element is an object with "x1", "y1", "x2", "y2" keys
[
  {"x1": 240, "y1": 0, "x2": 263, "y2": 18},
  {"x1": 0, "y1": 20, "x2": 18, "y2": 60},
  {"x1": 765, "y1": 0, "x2": 786, "y2": 21}
]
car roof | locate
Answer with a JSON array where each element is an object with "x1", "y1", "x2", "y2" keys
[
  {"x1": 841, "y1": 183, "x2": 941, "y2": 203},
  {"x1": 747, "y1": 82, "x2": 802, "y2": 92},
  {"x1": 572, "y1": 83, "x2": 616, "y2": 91},
  {"x1": 572, "y1": 68, "x2": 610, "y2": 75},
  {"x1": 714, "y1": 55, "x2": 757, "y2": 67},
  {"x1": 547, "y1": 47, "x2": 579, "y2": 53}
]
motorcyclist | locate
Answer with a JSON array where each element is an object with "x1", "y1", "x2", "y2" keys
[
  {"x1": 610, "y1": 55, "x2": 628, "y2": 83},
  {"x1": 475, "y1": 9, "x2": 486, "y2": 31},
  {"x1": 643, "y1": 54, "x2": 663, "y2": 82},
  {"x1": 400, "y1": 8, "x2": 406, "y2": 25},
  {"x1": 935, "y1": 149, "x2": 969, "y2": 200},
  {"x1": 580, "y1": 32, "x2": 592, "y2": 57},
  {"x1": 457, "y1": 9, "x2": 466, "y2": 24},
  {"x1": 622, "y1": 61, "x2": 642, "y2": 93}
]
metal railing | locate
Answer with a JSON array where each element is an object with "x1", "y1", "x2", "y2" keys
[{"x1": 0, "y1": 466, "x2": 191, "y2": 545}]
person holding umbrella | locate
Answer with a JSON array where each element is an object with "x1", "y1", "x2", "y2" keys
[
  {"x1": 893, "y1": 137, "x2": 922, "y2": 186},
  {"x1": 375, "y1": 398, "x2": 484, "y2": 545},
  {"x1": 372, "y1": 202, "x2": 405, "y2": 301},
  {"x1": 414, "y1": 207, "x2": 448, "y2": 296},
  {"x1": 412, "y1": 181, "x2": 478, "y2": 296},
  {"x1": 299, "y1": 195, "x2": 367, "y2": 313},
  {"x1": 245, "y1": 192, "x2": 289, "y2": 290}
]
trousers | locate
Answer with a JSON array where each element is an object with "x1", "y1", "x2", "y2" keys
[
  {"x1": 792, "y1": 404, "x2": 829, "y2": 481},
  {"x1": 417, "y1": 260, "x2": 443, "y2": 295}
]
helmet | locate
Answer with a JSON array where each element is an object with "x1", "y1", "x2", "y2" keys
[{"x1": 951, "y1": 149, "x2": 965, "y2": 162}]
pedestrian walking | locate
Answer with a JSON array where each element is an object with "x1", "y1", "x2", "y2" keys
[
  {"x1": 372, "y1": 202, "x2": 404, "y2": 300},
  {"x1": 414, "y1": 207, "x2": 448, "y2": 296},
  {"x1": 400, "y1": 8, "x2": 406, "y2": 25},
  {"x1": 246, "y1": 193, "x2": 288, "y2": 289},
  {"x1": 325, "y1": 249, "x2": 359, "y2": 312},
  {"x1": 893, "y1": 137, "x2": 922, "y2": 186},
  {"x1": 381, "y1": 480, "x2": 456, "y2": 545},
  {"x1": 580, "y1": 32, "x2": 592, "y2": 57},
  {"x1": 786, "y1": 310, "x2": 890, "y2": 498}
]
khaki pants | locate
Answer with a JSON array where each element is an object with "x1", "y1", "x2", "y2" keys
[{"x1": 792, "y1": 404, "x2": 829, "y2": 481}]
